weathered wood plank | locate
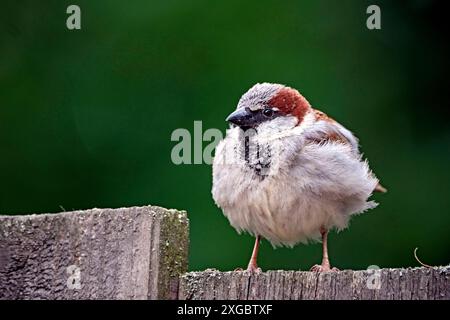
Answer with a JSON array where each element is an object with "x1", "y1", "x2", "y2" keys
[
  {"x1": 178, "y1": 267, "x2": 449, "y2": 300},
  {"x1": 0, "y1": 206, "x2": 189, "y2": 300}
]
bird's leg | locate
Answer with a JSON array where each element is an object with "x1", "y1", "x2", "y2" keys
[
  {"x1": 246, "y1": 235, "x2": 262, "y2": 272},
  {"x1": 310, "y1": 227, "x2": 339, "y2": 272},
  {"x1": 320, "y1": 228, "x2": 332, "y2": 269}
]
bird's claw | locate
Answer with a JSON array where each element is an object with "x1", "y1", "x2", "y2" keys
[
  {"x1": 233, "y1": 266, "x2": 262, "y2": 273},
  {"x1": 310, "y1": 264, "x2": 340, "y2": 272},
  {"x1": 246, "y1": 266, "x2": 262, "y2": 273}
]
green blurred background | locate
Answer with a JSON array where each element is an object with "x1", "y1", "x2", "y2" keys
[{"x1": 1, "y1": 0, "x2": 449, "y2": 271}]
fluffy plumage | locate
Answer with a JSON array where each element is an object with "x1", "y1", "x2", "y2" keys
[{"x1": 212, "y1": 83, "x2": 383, "y2": 249}]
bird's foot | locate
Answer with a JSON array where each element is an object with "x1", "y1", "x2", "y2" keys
[
  {"x1": 233, "y1": 266, "x2": 262, "y2": 273},
  {"x1": 246, "y1": 262, "x2": 262, "y2": 273},
  {"x1": 310, "y1": 264, "x2": 340, "y2": 272},
  {"x1": 246, "y1": 266, "x2": 262, "y2": 273}
]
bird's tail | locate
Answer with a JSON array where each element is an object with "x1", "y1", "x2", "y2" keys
[{"x1": 374, "y1": 183, "x2": 387, "y2": 193}]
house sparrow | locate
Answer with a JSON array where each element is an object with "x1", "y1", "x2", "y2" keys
[{"x1": 212, "y1": 83, "x2": 386, "y2": 272}]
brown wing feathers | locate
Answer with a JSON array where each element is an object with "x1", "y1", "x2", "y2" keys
[{"x1": 312, "y1": 109, "x2": 387, "y2": 193}]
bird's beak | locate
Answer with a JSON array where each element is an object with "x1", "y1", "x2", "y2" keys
[{"x1": 226, "y1": 108, "x2": 257, "y2": 129}]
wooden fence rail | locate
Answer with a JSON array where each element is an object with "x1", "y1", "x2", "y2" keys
[
  {"x1": 0, "y1": 206, "x2": 448, "y2": 300},
  {"x1": 179, "y1": 268, "x2": 449, "y2": 300}
]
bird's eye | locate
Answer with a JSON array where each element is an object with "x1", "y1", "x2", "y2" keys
[{"x1": 262, "y1": 108, "x2": 274, "y2": 117}]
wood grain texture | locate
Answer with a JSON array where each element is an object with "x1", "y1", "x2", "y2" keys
[
  {"x1": 178, "y1": 267, "x2": 449, "y2": 300},
  {"x1": 0, "y1": 206, "x2": 189, "y2": 300}
]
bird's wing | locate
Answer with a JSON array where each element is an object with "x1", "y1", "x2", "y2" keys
[
  {"x1": 304, "y1": 109, "x2": 360, "y2": 154},
  {"x1": 304, "y1": 109, "x2": 387, "y2": 193}
]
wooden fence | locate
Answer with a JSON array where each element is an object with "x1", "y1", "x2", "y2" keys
[{"x1": 0, "y1": 206, "x2": 448, "y2": 300}]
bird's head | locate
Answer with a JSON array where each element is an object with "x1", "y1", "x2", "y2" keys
[{"x1": 226, "y1": 83, "x2": 311, "y2": 131}]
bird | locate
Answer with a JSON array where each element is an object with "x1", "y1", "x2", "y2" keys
[{"x1": 212, "y1": 83, "x2": 386, "y2": 272}]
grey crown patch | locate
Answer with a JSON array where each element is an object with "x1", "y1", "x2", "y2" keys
[{"x1": 237, "y1": 83, "x2": 284, "y2": 111}]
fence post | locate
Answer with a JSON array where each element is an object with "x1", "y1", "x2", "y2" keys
[{"x1": 0, "y1": 206, "x2": 189, "y2": 299}]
